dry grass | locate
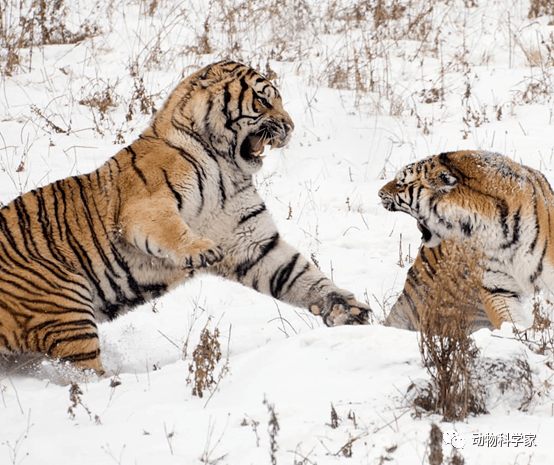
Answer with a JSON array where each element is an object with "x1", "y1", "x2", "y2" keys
[
  {"x1": 413, "y1": 243, "x2": 487, "y2": 422},
  {"x1": 513, "y1": 291, "x2": 554, "y2": 363},
  {"x1": 0, "y1": 0, "x2": 99, "y2": 75},
  {"x1": 528, "y1": 0, "x2": 554, "y2": 20},
  {"x1": 264, "y1": 397, "x2": 280, "y2": 465},
  {"x1": 427, "y1": 423, "x2": 443, "y2": 465},
  {"x1": 187, "y1": 324, "x2": 223, "y2": 398},
  {"x1": 3, "y1": 0, "x2": 554, "y2": 152}
]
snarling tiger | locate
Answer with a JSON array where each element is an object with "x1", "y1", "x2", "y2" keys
[
  {"x1": 0, "y1": 60, "x2": 370, "y2": 376},
  {"x1": 379, "y1": 150, "x2": 551, "y2": 330}
]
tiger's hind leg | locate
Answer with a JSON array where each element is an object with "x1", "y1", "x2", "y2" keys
[
  {"x1": 0, "y1": 295, "x2": 105, "y2": 377},
  {"x1": 40, "y1": 318, "x2": 105, "y2": 376}
]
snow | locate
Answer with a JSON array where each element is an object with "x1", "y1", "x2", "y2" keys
[{"x1": 1, "y1": 0, "x2": 554, "y2": 463}]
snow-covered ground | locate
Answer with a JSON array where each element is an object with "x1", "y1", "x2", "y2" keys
[{"x1": 1, "y1": 0, "x2": 554, "y2": 463}]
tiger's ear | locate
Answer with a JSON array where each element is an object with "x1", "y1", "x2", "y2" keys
[{"x1": 196, "y1": 61, "x2": 240, "y2": 88}]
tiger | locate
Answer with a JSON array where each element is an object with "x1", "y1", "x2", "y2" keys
[
  {"x1": 379, "y1": 150, "x2": 552, "y2": 330},
  {"x1": 0, "y1": 60, "x2": 370, "y2": 377},
  {"x1": 383, "y1": 239, "x2": 494, "y2": 331}
]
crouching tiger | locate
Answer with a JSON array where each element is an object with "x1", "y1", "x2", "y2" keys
[
  {"x1": 379, "y1": 150, "x2": 552, "y2": 330},
  {"x1": 0, "y1": 60, "x2": 370, "y2": 376}
]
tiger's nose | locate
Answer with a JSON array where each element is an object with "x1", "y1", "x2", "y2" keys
[
  {"x1": 282, "y1": 115, "x2": 294, "y2": 134},
  {"x1": 378, "y1": 188, "x2": 396, "y2": 211}
]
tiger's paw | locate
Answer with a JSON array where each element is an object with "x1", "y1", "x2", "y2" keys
[
  {"x1": 180, "y1": 239, "x2": 224, "y2": 269},
  {"x1": 311, "y1": 295, "x2": 372, "y2": 326}
]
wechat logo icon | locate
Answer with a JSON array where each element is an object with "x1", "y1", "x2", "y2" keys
[{"x1": 443, "y1": 430, "x2": 466, "y2": 450}]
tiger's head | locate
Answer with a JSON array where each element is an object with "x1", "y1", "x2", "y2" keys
[
  {"x1": 151, "y1": 60, "x2": 294, "y2": 174},
  {"x1": 378, "y1": 151, "x2": 530, "y2": 249}
]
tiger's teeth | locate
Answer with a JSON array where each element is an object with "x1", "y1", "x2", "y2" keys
[
  {"x1": 252, "y1": 150, "x2": 262, "y2": 157},
  {"x1": 271, "y1": 139, "x2": 280, "y2": 149}
]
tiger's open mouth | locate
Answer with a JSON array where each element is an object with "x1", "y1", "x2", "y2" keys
[
  {"x1": 379, "y1": 197, "x2": 395, "y2": 211},
  {"x1": 417, "y1": 220, "x2": 444, "y2": 248},
  {"x1": 240, "y1": 126, "x2": 289, "y2": 163},
  {"x1": 417, "y1": 221, "x2": 433, "y2": 243}
]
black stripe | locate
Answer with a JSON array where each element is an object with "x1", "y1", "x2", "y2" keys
[
  {"x1": 285, "y1": 262, "x2": 310, "y2": 294},
  {"x1": 238, "y1": 204, "x2": 266, "y2": 225},
  {"x1": 205, "y1": 98, "x2": 214, "y2": 131},
  {"x1": 235, "y1": 233, "x2": 280, "y2": 279},
  {"x1": 238, "y1": 76, "x2": 249, "y2": 115},
  {"x1": 169, "y1": 144, "x2": 207, "y2": 214},
  {"x1": 219, "y1": 170, "x2": 227, "y2": 208},
  {"x1": 169, "y1": 115, "x2": 222, "y2": 163},
  {"x1": 394, "y1": 288, "x2": 419, "y2": 330},
  {"x1": 270, "y1": 253, "x2": 300, "y2": 298},
  {"x1": 482, "y1": 286, "x2": 520, "y2": 299},
  {"x1": 404, "y1": 271, "x2": 427, "y2": 304},
  {"x1": 48, "y1": 335, "x2": 98, "y2": 357},
  {"x1": 528, "y1": 188, "x2": 540, "y2": 253},
  {"x1": 437, "y1": 152, "x2": 469, "y2": 181},
  {"x1": 0, "y1": 334, "x2": 14, "y2": 352},
  {"x1": 530, "y1": 240, "x2": 548, "y2": 283},
  {"x1": 310, "y1": 278, "x2": 329, "y2": 289},
  {"x1": 126, "y1": 145, "x2": 148, "y2": 184},
  {"x1": 144, "y1": 238, "x2": 153, "y2": 255},
  {"x1": 162, "y1": 169, "x2": 183, "y2": 211},
  {"x1": 418, "y1": 247, "x2": 438, "y2": 280},
  {"x1": 497, "y1": 198, "x2": 510, "y2": 238},
  {"x1": 501, "y1": 206, "x2": 521, "y2": 249},
  {"x1": 59, "y1": 349, "x2": 101, "y2": 363},
  {"x1": 51, "y1": 181, "x2": 66, "y2": 241},
  {"x1": 232, "y1": 180, "x2": 254, "y2": 198},
  {"x1": 528, "y1": 169, "x2": 553, "y2": 254},
  {"x1": 223, "y1": 84, "x2": 232, "y2": 126}
]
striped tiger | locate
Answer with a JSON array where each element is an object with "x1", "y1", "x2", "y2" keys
[
  {"x1": 379, "y1": 150, "x2": 550, "y2": 330},
  {"x1": 0, "y1": 61, "x2": 370, "y2": 376}
]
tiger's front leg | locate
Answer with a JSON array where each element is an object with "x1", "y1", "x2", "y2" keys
[
  {"x1": 479, "y1": 287, "x2": 521, "y2": 329},
  {"x1": 479, "y1": 271, "x2": 525, "y2": 328},
  {"x1": 120, "y1": 198, "x2": 224, "y2": 269},
  {"x1": 215, "y1": 220, "x2": 371, "y2": 326}
]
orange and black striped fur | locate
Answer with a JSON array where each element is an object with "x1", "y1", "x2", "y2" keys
[
  {"x1": 384, "y1": 240, "x2": 493, "y2": 331},
  {"x1": 379, "y1": 150, "x2": 553, "y2": 330},
  {"x1": 0, "y1": 61, "x2": 370, "y2": 375}
]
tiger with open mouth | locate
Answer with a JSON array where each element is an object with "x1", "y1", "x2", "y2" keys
[
  {"x1": 379, "y1": 150, "x2": 551, "y2": 330},
  {"x1": 0, "y1": 61, "x2": 371, "y2": 376}
]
